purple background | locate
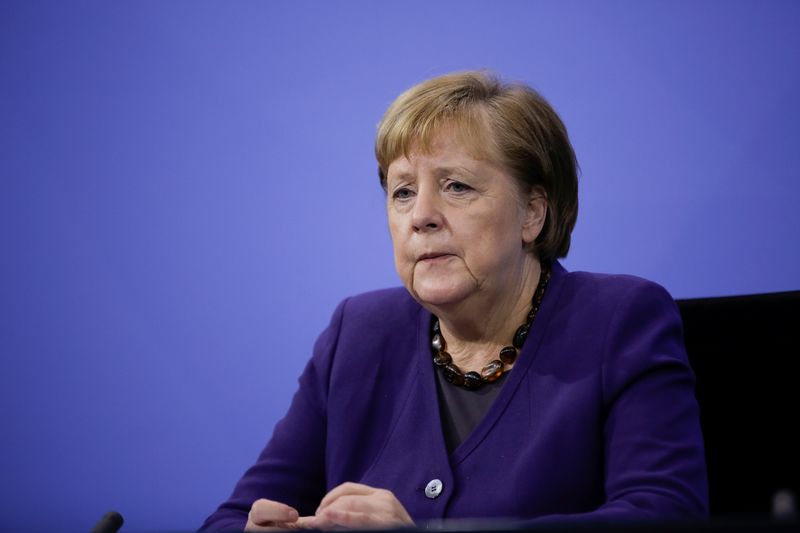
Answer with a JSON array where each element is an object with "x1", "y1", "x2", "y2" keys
[{"x1": 1, "y1": 1, "x2": 798, "y2": 531}]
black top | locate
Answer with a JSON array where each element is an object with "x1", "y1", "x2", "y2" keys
[{"x1": 434, "y1": 367, "x2": 506, "y2": 454}]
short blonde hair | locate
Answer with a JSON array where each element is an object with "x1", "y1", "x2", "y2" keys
[{"x1": 375, "y1": 71, "x2": 579, "y2": 261}]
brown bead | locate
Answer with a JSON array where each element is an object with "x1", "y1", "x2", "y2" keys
[
  {"x1": 431, "y1": 333, "x2": 444, "y2": 352},
  {"x1": 433, "y1": 350, "x2": 452, "y2": 367},
  {"x1": 481, "y1": 359, "x2": 504, "y2": 382},
  {"x1": 513, "y1": 324, "x2": 529, "y2": 348},
  {"x1": 463, "y1": 371, "x2": 482, "y2": 389},
  {"x1": 443, "y1": 363, "x2": 464, "y2": 385},
  {"x1": 432, "y1": 320, "x2": 440, "y2": 334},
  {"x1": 499, "y1": 346, "x2": 518, "y2": 365}
]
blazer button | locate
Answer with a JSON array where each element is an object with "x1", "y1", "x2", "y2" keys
[{"x1": 425, "y1": 479, "x2": 443, "y2": 499}]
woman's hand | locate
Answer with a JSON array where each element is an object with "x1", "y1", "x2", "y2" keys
[
  {"x1": 245, "y1": 499, "x2": 312, "y2": 531},
  {"x1": 309, "y1": 482, "x2": 414, "y2": 529}
]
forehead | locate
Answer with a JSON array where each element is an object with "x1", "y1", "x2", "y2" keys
[{"x1": 386, "y1": 125, "x2": 496, "y2": 177}]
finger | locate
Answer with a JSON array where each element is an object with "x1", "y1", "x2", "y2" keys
[
  {"x1": 317, "y1": 508, "x2": 397, "y2": 529},
  {"x1": 293, "y1": 516, "x2": 316, "y2": 529},
  {"x1": 316, "y1": 482, "x2": 376, "y2": 511},
  {"x1": 245, "y1": 518, "x2": 301, "y2": 533},
  {"x1": 249, "y1": 499, "x2": 300, "y2": 526},
  {"x1": 245, "y1": 522, "x2": 294, "y2": 532},
  {"x1": 302, "y1": 514, "x2": 340, "y2": 530},
  {"x1": 321, "y1": 493, "x2": 389, "y2": 515},
  {"x1": 245, "y1": 521, "x2": 308, "y2": 532}
]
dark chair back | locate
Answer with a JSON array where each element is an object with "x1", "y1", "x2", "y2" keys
[{"x1": 676, "y1": 290, "x2": 799, "y2": 517}]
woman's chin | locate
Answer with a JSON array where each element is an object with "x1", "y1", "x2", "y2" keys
[{"x1": 411, "y1": 282, "x2": 473, "y2": 309}]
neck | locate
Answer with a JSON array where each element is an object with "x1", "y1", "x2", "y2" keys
[{"x1": 434, "y1": 257, "x2": 543, "y2": 369}]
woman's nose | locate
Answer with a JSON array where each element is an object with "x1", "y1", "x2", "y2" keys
[{"x1": 411, "y1": 188, "x2": 443, "y2": 232}]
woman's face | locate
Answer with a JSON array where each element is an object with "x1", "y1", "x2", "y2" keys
[{"x1": 386, "y1": 131, "x2": 544, "y2": 310}]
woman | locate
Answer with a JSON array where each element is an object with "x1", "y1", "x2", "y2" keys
[{"x1": 201, "y1": 71, "x2": 708, "y2": 531}]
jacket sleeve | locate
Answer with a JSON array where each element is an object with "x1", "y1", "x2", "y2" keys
[
  {"x1": 198, "y1": 299, "x2": 346, "y2": 531},
  {"x1": 535, "y1": 280, "x2": 709, "y2": 524}
]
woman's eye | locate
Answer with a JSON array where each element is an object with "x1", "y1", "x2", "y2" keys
[
  {"x1": 446, "y1": 181, "x2": 472, "y2": 193},
  {"x1": 393, "y1": 188, "x2": 413, "y2": 200}
]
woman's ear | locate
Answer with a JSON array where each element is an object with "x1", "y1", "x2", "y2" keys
[{"x1": 522, "y1": 187, "x2": 548, "y2": 245}]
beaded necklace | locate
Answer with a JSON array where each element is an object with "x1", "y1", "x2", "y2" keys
[{"x1": 431, "y1": 264, "x2": 551, "y2": 390}]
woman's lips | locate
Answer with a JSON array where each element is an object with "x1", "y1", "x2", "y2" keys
[{"x1": 417, "y1": 253, "x2": 454, "y2": 264}]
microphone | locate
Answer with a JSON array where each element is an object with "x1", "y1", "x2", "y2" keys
[{"x1": 90, "y1": 511, "x2": 124, "y2": 533}]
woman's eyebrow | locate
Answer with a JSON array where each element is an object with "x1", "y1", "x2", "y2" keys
[
  {"x1": 431, "y1": 165, "x2": 480, "y2": 180},
  {"x1": 387, "y1": 169, "x2": 414, "y2": 182}
]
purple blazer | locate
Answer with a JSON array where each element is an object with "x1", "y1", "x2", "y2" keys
[{"x1": 201, "y1": 262, "x2": 708, "y2": 530}]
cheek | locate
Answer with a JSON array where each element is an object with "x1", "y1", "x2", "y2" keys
[
  {"x1": 461, "y1": 211, "x2": 520, "y2": 262},
  {"x1": 387, "y1": 217, "x2": 403, "y2": 253},
  {"x1": 387, "y1": 216, "x2": 412, "y2": 275}
]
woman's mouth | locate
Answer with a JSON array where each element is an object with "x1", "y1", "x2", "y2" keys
[{"x1": 417, "y1": 253, "x2": 454, "y2": 264}]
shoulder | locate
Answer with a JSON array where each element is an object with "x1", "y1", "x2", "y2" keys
[
  {"x1": 308, "y1": 287, "x2": 424, "y2": 403},
  {"x1": 552, "y1": 265, "x2": 689, "y2": 382},
  {"x1": 314, "y1": 287, "x2": 424, "y2": 364},
  {"x1": 302, "y1": 287, "x2": 423, "y2": 407},
  {"x1": 334, "y1": 286, "x2": 422, "y2": 327},
  {"x1": 544, "y1": 264, "x2": 684, "y2": 365},
  {"x1": 555, "y1": 265, "x2": 677, "y2": 319}
]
